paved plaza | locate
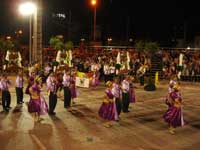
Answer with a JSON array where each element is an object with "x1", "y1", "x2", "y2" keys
[{"x1": 0, "y1": 77, "x2": 200, "y2": 150}]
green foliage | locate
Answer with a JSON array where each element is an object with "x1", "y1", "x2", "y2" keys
[
  {"x1": 144, "y1": 42, "x2": 159, "y2": 53},
  {"x1": 135, "y1": 40, "x2": 159, "y2": 53},
  {"x1": 135, "y1": 40, "x2": 145, "y2": 52},
  {"x1": 115, "y1": 63, "x2": 121, "y2": 70},
  {"x1": 49, "y1": 36, "x2": 64, "y2": 50},
  {"x1": 4, "y1": 40, "x2": 14, "y2": 51},
  {"x1": 0, "y1": 39, "x2": 14, "y2": 51},
  {"x1": 65, "y1": 41, "x2": 74, "y2": 50}
]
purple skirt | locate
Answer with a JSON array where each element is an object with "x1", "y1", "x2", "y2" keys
[
  {"x1": 99, "y1": 102, "x2": 118, "y2": 121},
  {"x1": 40, "y1": 96, "x2": 48, "y2": 115},
  {"x1": 91, "y1": 78, "x2": 99, "y2": 87},
  {"x1": 163, "y1": 106, "x2": 184, "y2": 128},
  {"x1": 129, "y1": 90, "x2": 136, "y2": 103},
  {"x1": 70, "y1": 87, "x2": 77, "y2": 99},
  {"x1": 28, "y1": 99, "x2": 41, "y2": 114}
]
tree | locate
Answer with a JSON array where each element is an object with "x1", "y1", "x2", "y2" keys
[
  {"x1": 144, "y1": 42, "x2": 159, "y2": 53},
  {"x1": 135, "y1": 40, "x2": 145, "y2": 52},
  {"x1": 49, "y1": 36, "x2": 64, "y2": 50},
  {"x1": 65, "y1": 41, "x2": 74, "y2": 50}
]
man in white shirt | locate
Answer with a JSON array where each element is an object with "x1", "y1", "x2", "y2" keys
[
  {"x1": 121, "y1": 76, "x2": 130, "y2": 112},
  {"x1": 109, "y1": 64, "x2": 116, "y2": 81},
  {"x1": 104, "y1": 63, "x2": 110, "y2": 83},
  {"x1": 15, "y1": 71, "x2": 24, "y2": 104},
  {"x1": 0, "y1": 73, "x2": 12, "y2": 112}
]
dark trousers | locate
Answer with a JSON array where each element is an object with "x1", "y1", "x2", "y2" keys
[
  {"x1": 122, "y1": 92, "x2": 130, "y2": 112},
  {"x1": 139, "y1": 75, "x2": 144, "y2": 86},
  {"x1": 115, "y1": 98, "x2": 122, "y2": 115},
  {"x1": 16, "y1": 87, "x2": 23, "y2": 104},
  {"x1": 49, "y1": 92, "x2": 57, "y2": 113},
  {"x1": 109, "y1": 73, "x2": 115, "y2": 81},
  {"x1": 2, "y1": 90, "x2": 11, "y2": 110},
  {"x1": 64, "y1": 87, "x2": 71, "y2": 108},
  {"x1": 104, "y1": 74, "x2": 109, "y2": 83}
]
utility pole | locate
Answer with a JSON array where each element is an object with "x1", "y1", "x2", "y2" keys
[{"x1": 32, "y1": 0, "x2": 42, "y2": 65}]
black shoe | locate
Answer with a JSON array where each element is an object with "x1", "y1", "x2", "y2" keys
[
  {"x1": 48, "y1": 112, "x2": 56, "y2": 115},
  {"x1": 3, "y1": 108, "x2": 9, "y2": 112},
  {"x1": 123, "y1": 110, "x2": 130, "y2": 113},
  {"x1": 7, "y1": 107, "x2": 12, "y2": 110}
]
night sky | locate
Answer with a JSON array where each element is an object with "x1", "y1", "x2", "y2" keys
[{"x1": 0, "y1": 0, "x2": 200, "y2": 46}]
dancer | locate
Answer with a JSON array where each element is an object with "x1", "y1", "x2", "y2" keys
[
  {"x1": 112, "y1": 77, "x2": 122, "y2": 117},
  {"x1": 47, "y1": 72, "x2": 57, "y2": 115},
  {"x1": 163, "y1": 83, "x2": 185, "y2": 134},
  {"x1": 25, "y1": 71, "x2": 35, "y2": 95},
  {"x1": 166, "y1": 75, "x2": 178, "y2": 107},
  {"x1": 28, "y1": 76, "x2": 45, "y2": 122},
  {"x1": 0, "y1": 73, "x2": 12, "y2": 112},
  {"x1": 129, "y1": 76, "x2": 136, "y2": 104},
  {"x1": 103, "y1": 61, "x2": 110, "y2": 83},
  {"x1": 15, "y1": 71, "x2": 24, "y2": 105},
  {"x1": 122, "y1": 75, "x2": 130, "y2": 112},
  {"x1": 99, "y1": 81, "x2": 119, "y2": 126},
  {"x1": 91, "y1": 69, "x2": 100, "y2": 87},
  {"x1": 63, "y1": 70, "x2": 71, "y2": 108},
  {"x1": 137, "y1": 63, "x2": 146, "y2": 86}
]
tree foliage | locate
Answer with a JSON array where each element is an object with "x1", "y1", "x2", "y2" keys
[
  {"x1": 135, "y1": 40, "x2": 145, "y2": 52},
  {"x1": 144, "y1": 42, "x2": 159, "y2": 53},
  {"x1": 135, "y1": 40, "x2": 159, "y2": 53},
  {"x1": 49, "y1": 36, "x2": 64, "y2": 50},
  {"x1": 0, "y1": 38, "x2": 14, "y2": 51},
  {"x1": 65, "y1": 41, "x2": 74, "y2": 50}
]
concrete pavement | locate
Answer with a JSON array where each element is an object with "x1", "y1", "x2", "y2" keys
[{"x1": 0, "y1": 77, "x2": 200, "y2": 150}]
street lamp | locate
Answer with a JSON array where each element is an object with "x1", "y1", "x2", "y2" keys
[
  {"x1": 91, "y1": 0, "x2": 97, "y2": 41},
  {"x1": 107, "y1": 38, "x2": 112, "y2": 45},
  {"x1": 19, "y1": 2, "x2": 37, "y2": 64}
]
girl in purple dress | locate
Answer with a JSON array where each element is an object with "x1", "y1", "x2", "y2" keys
[
  {"x1": 129, "y1": 76, "x2": 136, "y2": 103},
  {"x1": 91, "y1": 70, "x2": 100, "y2": 87},
  {"x1": 28, "y1": 76, "x2": 48, "y2": 122},
  {"x1": 99, "y1": 81, "x2": 119, "y2": 125},
  {"x1": 163, "y1": 84, "x2": 185, "y2": 134},
  {"x1": 165, "y1": 75, "x2": 178, "y2": 107}
]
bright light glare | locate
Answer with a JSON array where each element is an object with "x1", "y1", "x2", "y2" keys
[
  {"x1": 91, "y1": 0, "x2": 97, "y2": 6},
  {"x1": 19, "y1": 2, "x2": 37, "y2": 16}
]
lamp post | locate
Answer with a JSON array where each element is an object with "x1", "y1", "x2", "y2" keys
[
  {"x1": 91, "y1": 0, "x2": 97, "y2": 41},
  {"x1": 19, "y1": 2, "x2": 37, "y2": 65},
  {"x1": 107, "y1": 38, "x2": 112, "y2": 46}
]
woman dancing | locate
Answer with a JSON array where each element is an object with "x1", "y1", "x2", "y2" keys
[
  {"x1": 163, "y1": 83, "x2": 185, "y2": 134},
  {"x1": 99, "y1": 81, "x2": 119, "y2": 127}
]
